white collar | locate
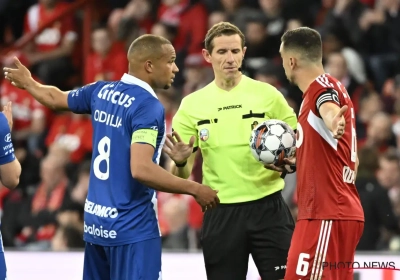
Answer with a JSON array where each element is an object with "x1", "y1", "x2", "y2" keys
[{"x1": 120, "y1": 73, "x2": 157, "y2": 99}]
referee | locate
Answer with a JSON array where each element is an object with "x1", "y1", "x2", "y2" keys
[{"x1": 163, "y1": 22, "x2": 297, "y2": 280}]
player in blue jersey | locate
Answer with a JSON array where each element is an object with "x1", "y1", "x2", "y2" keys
[
  {"x1": 0, "y1": 101, "x2": 22, "y2": 280},
  {"x1": 3, "y1": 34, "x2": 219, "y2": 280}
]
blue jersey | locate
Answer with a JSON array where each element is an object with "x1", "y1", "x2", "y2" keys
[
  {"x1": 68, "y1": 74, "x2": 165, "y2": 246},
  {"x1": 0, "y1": 114, "x2": 15, "y2": 167},
  {"x1": 0, "y1": 113, "x2": 15, "y2": 280}
]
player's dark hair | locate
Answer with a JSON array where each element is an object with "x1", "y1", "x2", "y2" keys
[
  {"x1": 204, "y1": 22, "x2": 245, "y2": 53},
  {"x1": 281, "y1": 27, "x2": 322, "y2": 63},
  {"x1": 128, "y1": 34, "x2": 172, "y2": 60}
]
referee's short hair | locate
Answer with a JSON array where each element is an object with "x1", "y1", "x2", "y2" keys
[
  {"x1": 281, "y1": 27, "x2": 322, "y2": 63},
  {"x1": 204, "y1": 22, "x2": 245, "y2": 53}
]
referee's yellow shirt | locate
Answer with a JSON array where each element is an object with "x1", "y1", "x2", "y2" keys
[{"x1": 172, "y1": 75, "x2": 297, "y2": 203}]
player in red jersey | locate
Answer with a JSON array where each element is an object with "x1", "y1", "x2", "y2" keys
[{"x1": 269, "y1": 27, "x2": 365, "y2": 280}]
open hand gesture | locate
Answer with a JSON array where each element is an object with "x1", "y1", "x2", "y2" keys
[
  {"x1": 332, "y1": 105, "x2": 348, "y2": 139},
  {"x1": 3, "y1": 57, "x2": 32, "y2": 90},
  {"x1": 163, "y1": 131, "x2": 195, "y2": 164}
]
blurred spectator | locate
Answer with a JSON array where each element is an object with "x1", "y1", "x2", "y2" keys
[
  {"x1": 182, "y1": 54, "x2": 212, "y2": 97},
  {"x1": 69, "y1": 160, "x2": 90, "y2": 206},
  {"x1": 108, "y1": 0, "x2": 155, "y2": 45},
  {"x1": 208, "y1": 11, "x2": 228, "y2": 29},
  {"x1": 286, "y1": 18, "x2": 303, "y2": 31},
  {"x1": 243, "y1": 17, "x2": 280, "y2": 74},
  {"x1": 84, "y1": 25, "x2": 128, "y2": 84},
  {"x1": 322, "y1": 0, "x2": 368, "y2": 51},
  {"x1": 258, "y1": 0, "x2": 287, "y2": 37},
  {"x1": 45, "y1": 112, "x2": 92, "y2": 165},
  {"x1": 356, "y1": 147, "x2": 400, "y2": 250},
  {"x1": 324, "y1": 52, "x2": 367, "y2": 113},
  {"x1": 359, "y1": 111, "x2": 394, "y2": 152},
  {"x1": 157, "y1": 0, "x2": 207, "y2": 56},
  {"x1": 356, "y1": 93, "x2": 384, "y2": 141},
  {"x1": 157, "y1": 0, "x2": 208, "y2": 86},
  {"x1": 160, "y1": 195, "x2": 189, "y2": 250},
  {"x1": 51, "y1": 225, "x2": 84, "y2": 251},
  {"x1": 204, "y1": 0, "x2": 245, "y2": 16},
  {"x1": 15, "y1": 154, "x2": 72, "y2": 249},
  {"x1": 0, "y1": 0, "x2": 32, "y2": 45},
  {"x1": 321, "y1": 28, "x2": 367, "y2": 84},
  {"x1": 360, "y1": 0, "x2": 400, "y2": 91},
  {"x1": 150, "y1": 21, "x2": 177, "y2": 43},
  {"x1": 0, "y1": 75, "x2": 52, "y2": 156},
  {"x1": 20, "y1": 0, "x2": 78, "y2": 89}
]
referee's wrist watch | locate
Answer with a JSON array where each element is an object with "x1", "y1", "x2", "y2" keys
[{"x1": 175, "y1": 160, "x2": 187, "y2": 167}]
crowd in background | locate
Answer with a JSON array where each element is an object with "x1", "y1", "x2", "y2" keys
[{"x1": 0, "y1": 0, "x2": 399, "y2": 252}]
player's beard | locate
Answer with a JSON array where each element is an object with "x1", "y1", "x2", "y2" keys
[{"x1": 163, "y1": 84, "x2": 170, "y2": 90}]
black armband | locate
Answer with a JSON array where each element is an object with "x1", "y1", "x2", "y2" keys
[{"x1": 316, "y1": 88, "x2": 340, "y2": 111}]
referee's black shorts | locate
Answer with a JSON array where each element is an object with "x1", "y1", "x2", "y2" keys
[{"x1": 200, "y1": 190, "x2": 294, "y2": 280}]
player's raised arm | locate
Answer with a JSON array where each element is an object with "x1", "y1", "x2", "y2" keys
[
  {"x1": 3, "y1": 57, "x2": 69, "y2": 111},
  {"x1": 0, "y1": 102, "x2": 21, "y2": 189}
]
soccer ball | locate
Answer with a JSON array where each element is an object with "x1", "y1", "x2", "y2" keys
[{"x1": 249, "y1": 119, "x2": 296, "y2": 166}]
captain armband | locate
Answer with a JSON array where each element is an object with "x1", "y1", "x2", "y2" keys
[
  {"x1": 316, "y1": 89, "x2": 340, "y2": 111},
  {"x1": 131, "y1": 129, "x2": 158, "y2": 147}
]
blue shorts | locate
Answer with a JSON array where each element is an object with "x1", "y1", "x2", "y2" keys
[
  {"x1": 0, "y1": 252, "x2": 6, "y2": 280},
  {"x1": 83, "y1": 237, "x2": 162, "y2": 280}
]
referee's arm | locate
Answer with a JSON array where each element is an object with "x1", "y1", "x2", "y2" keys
[
  {"x1": 170, "y1": 151, "x2": 197, "y2": 179},
  {"x1": 169, "y1": 103, "x2": 199, "y2": 179}
]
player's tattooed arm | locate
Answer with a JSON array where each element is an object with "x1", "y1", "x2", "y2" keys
[{"x1": 3, "y1": 57, "x2": 69, "y2": 111}]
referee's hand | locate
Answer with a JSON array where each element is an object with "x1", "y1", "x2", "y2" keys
[
  {"x1": 193, "y1": 184, "x2": 220, "y2": 212},
  {"x1": 163, "y1": 131, "x2": 194, "y2": 164},
  {"x1": 264, "y1": 157, "x2": 296, "y2": 173}
]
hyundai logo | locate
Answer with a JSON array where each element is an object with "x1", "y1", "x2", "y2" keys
[{"x1": 4, "y1": 133, "x2": 11, "y2": 143}]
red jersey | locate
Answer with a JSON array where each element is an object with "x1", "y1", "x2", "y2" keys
[
  {"x1": 296, "y1": 73, "x2": 364, "y2": 221},
  {"x1": 24, "y1": 2, "x2": 76, "y2": 52},
  {"x1": 45, "y1": 114, "x2": 93, "y2": 164},
  {"x1": 0, "y1": 78, "x2": 52, "y2": 131},
  {"x1": 84, "y1": 44, "x2": 128, "y2": 84}
]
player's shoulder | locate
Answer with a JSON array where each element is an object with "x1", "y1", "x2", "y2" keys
[
  {"x1": 132, "y1": 92, "x2": 164, "y2": 114},
  {"x1": 307, "y1": 74, "x2": 338, "y2": 96}
]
